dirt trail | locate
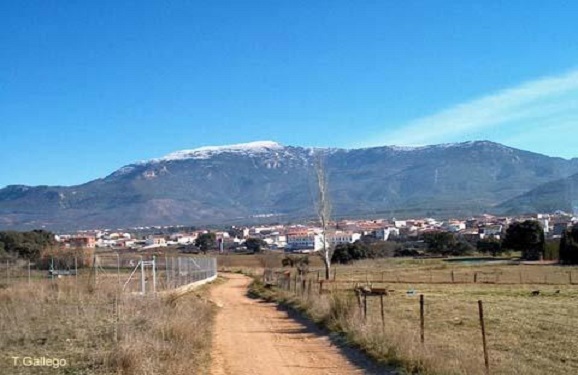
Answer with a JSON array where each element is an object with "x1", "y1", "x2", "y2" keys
[{"x1": 210, "y1": 273, "x2": 386, "y2": 375}]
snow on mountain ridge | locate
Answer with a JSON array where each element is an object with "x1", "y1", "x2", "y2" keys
[
  {"x1": 382, "y1": 140, "x2": 505, "y2": 152},
  {"x1": 152, "y1": 141, "x2": 284, "y2": 162},
  {"x1": 116, "y1": 140, "x2": 511, "y2": 173}
]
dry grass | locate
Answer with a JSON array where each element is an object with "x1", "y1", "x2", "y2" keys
[
  {"x1": 0, "y1": 275, "x2": 215, "y2": 374},
  {"x1": 217, "y1": 252, "x2": 323, "y2": 274},
  {"x1": 260, "y1": 259, "x2": 578, "y2": 375}
]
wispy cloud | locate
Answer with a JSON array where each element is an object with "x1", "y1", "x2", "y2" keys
[{"x1": 367, "y1": 68, "x2": 578, "y2": 153}]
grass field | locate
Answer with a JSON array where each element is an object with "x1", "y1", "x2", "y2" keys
[
  {"x1": 255, "y1": 256, "x2": 578, "y2": 375},
  {"x1": 0, "y1": 273, "x2": 216, "y2": 374}
]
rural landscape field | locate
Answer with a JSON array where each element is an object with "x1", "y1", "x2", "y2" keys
[
  {"x1": 0, "y1": 254, "x2": 217, "y2": 374},
  {"x1": 249, "y1": 255, "x2": 578, "y2": 375},
  {"x1": 1, "y1": 247, "x2": 578, "y2": 374},
  {"x1": 4, "y1": 2, "x2": 578, "y2": 375}
]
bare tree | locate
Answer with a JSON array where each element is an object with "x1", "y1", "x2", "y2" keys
[{"x1": 314, "y1": 153, "x2": 333, "y2": 280}]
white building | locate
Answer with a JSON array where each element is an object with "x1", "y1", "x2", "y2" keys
[
  {"x1": 286, "y1": 230, "x2": 361, "y2": 252},
  {"x1": 375, "y1": 227, "x2": 399, "y2": 241},
  {"x1": 145, "y1": 235, "x2": 167, "y2": 247}
]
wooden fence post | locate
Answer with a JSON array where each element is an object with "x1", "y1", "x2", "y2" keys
[
  {"x1": 420, "y1": 294, "x2": 425, "y2": 344},
  {"x1": 380, "y1": 294, "x2": 385, "y2": 331},
  {"x1": 363, "y1": 295, "x2": 368, "y2": 322},
  {"x1": 319, "y1": 280, "x2": 324, "y2": 295},
  {"x1": 478, "y1": 300, "x2": 490, "y2": 374},
  {"x1": 451, "y1": 270, "x2": 455, "y2": 283},
  {"x1": 333, "y1": 268, "x2": 337, "y2": 281},
  {"x1": 474, "y1": 272, "x2": 478, "y2": 283}
]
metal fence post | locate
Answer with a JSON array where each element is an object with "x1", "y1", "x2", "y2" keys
[
  {"x1": 152, "y1": 256, "x2": 157, "y2": 293},
  {"x1": 178, "y1": 257, "x2": 182, "y2": 287},
  {"x1": 165, "y1": 256, "x2": 170, "y2": 289},
  {"x1": 140, "y1": 256, "x2": 145, "y2": 295}
]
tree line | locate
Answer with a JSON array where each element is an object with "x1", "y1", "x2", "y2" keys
[
  {"x1": 332, "y1": 220, "x2": 578, "y2": 265},
  {"x1": 0, "y1": 230, "x2": 56, "y2": 260}
]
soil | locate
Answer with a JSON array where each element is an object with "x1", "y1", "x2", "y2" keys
[{"x1": 210, "y1": 273, "x2": 391, "y2": 375}]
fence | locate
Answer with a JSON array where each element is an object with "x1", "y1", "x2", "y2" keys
[
  {"x1": 309, "y1": 266, "x2": 578, "y2": 286},
  {"x1": 264, "y1": 268, "x2": 578, "y2": 375},
  {"x1": 0, "y1": 257, "x2": 216, "y2": 375},
  {"x1": 0, "y1": 254, "x2": 218, "y2": 295}
]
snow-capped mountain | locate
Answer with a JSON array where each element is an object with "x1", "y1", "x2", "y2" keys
[
  {"x1": 150, "y1": 140, "x2": 285, "y2": 162},
  {"x1": 1, "y1": 140, "x2": 577, "y2": 230}
]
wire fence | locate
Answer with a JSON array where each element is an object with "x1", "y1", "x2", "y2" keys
[
  {"x1": 0, "y1": 260, "x2": 216, "y2": 375},
  {"x1": 264, "y1": 268, "x2": 578, "y2": 375},
  {"x1": 0, "y1": 254, "x2": 218, "y2": 295},
  {"x1": 318, "y1": 266, "x2": 578, "y2": 285}
]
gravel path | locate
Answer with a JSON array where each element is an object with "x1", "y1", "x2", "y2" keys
[{"x1": 210, "y1": 273, "x2": 391, "y2": 375}]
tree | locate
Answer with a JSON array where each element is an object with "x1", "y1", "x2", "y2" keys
[
  {"x1": 502, "y1": 220, "x2": 545, "y2": 260},
  {"x1": 560, "y1": 224, "x2": 578, "y2": 264},
  {"x1": 314, "y1": 154, "x2": 333, "y2": 280},
  {"x1": 477, "y1": 238, "x2": 503, "y2": 257},
  {"x1": 194, "y1": 232, "x2": 216, "y2": 254},
  {"x1": 244, "y1": 238, "x2": 267, "y2": 253},
  {"x1": 0, "y1": 230, "x2": 56, "y2": 260},
  {"x1": 332, "y1": 243, "x2": 354, "y2": 264},
  {"x1": 332, "y1": 242, "x2": 372, "y2": 264},
  {"x1": 423, "y1": 231, "x2": 456, "y2": 255}
]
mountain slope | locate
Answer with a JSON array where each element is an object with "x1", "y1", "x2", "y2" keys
[
  {"x1": 0, "y1": 140, "x2": 576, "y2": 230},
  {"x1": 497, "y1": 172, "x2": 578, "y2": 215}
]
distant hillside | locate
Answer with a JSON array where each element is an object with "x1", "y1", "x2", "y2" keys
[
  {"x1": 0, "y1": 140, "x2": 577, "y2": 230},
  {"x1": 497, "y1": 172, "x2": 578, "y2": 215}
]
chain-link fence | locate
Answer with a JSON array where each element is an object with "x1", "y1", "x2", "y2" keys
[{"x1": 0, "y1": 253, "x2": 218, "y2": 295}]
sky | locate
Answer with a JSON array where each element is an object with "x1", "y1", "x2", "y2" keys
[{"x1": 2, "y1": 1, "x2": 578, "y2": 188}]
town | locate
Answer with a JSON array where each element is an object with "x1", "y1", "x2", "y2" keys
[{"x1": 55, "y1": 211, "x2": 577, "y2": 258}]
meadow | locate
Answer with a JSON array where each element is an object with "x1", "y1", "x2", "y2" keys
[
  {"x1": 0, "y1": 264, "x2": 215, "y2": 374},
  {"x1": 253, "y1": 255, "x2": 578, "y2": 375}
]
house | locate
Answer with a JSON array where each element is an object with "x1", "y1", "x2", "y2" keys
[
  {"x1": 479, "y1": 225, "x2": 503, "y2": 240},
  {"x1": 374, "y1": 227, "x2": 399, "y2": 241},
  {"x1": 170, "y1": 233, "x2": 198, "y2": 245},
  {"x1": 69, "y1": 235, "x2": 96, "y2": 248},
  {"x1": 286, "y1": 230, "x2": 361, "y2": 252},
  {"x1": 286, "y1": 230, "x2": 316, "y2": 251},
  {"x1": 145, "y1": 235, "x2": 167, "y2": 247},
  {"x1": 325, "y1": 231, "x2": 362, "y2": 248}
]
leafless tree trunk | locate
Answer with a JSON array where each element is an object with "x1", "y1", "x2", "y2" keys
[{"x1": 314, "y1": 154, "x2": 332, "y2": 280}]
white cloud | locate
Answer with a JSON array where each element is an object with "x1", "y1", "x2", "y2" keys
[{"x1": 366, "y1": 68, "x2": 578, "y2": 153}]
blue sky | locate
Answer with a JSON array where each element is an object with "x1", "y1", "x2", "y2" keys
[{"x1": 2, "y1": 1, "x2": 578, "y2": 187}]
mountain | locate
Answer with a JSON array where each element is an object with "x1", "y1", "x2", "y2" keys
[
  {"x1": 1, "y1": 140, "x2": 577, "y2": 230},
  {"x1": 497, "y1": 172, "x2": 578, "y2": 215}
]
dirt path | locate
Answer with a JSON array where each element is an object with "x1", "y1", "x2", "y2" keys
[{"x1": 210, "y1": 273, "x2": 387, "y2": 375}]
